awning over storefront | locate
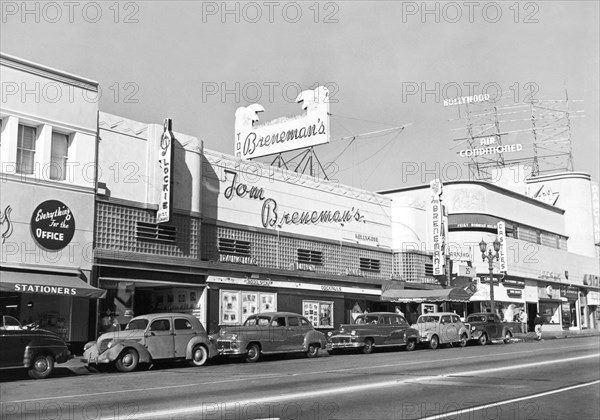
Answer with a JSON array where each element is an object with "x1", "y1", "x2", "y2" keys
[
  {"x1": 0, "y1": 271, "x2": 106, "y2": 299},
  {"x1": 381, "y1": 287, "x2": 472, "y2": 303}
]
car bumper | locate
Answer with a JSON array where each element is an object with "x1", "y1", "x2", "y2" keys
[
  {"x1": 326, "y1": 341, "x2": 363, "y2": 350},
  {"x1": 82, "y1": 347, "x2": 113, "y2": 365},
  {"x1": 217, "y1": 348, "x2": 245, "y2": 356}
]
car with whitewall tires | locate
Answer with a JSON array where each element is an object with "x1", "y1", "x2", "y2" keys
[
  {"x1": 215, "y1": 312, "x2": 327, "y2": 363},
  {"x1": 82, "y1": 313, "x2": 216, "y2": 372},
  {"x1": 413, "y1": 312, "x2": 470, "y2": 350},
  {"x1": 326, "y1": 312, "x2": 420, "y2": 354}
]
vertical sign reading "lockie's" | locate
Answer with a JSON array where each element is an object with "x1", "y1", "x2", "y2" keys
[
  {"x1": 497, "y1": 220, "x2": 508, "y2": 272},
  {"x1": 157, "y1": 119, "x2": 173, "y2": 224}
]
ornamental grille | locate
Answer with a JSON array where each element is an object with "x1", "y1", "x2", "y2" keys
[
  {"x1": 96, "y1": 202, "x2": 200, "y2": 258},
  {"x1": 203, "y1": 223, "x2": 391, "y2": 280},
  {"x1": 218, "y1": 238, "x2": 251, "y2": 256},
  {"x1": 359, "y1": 257, "x2": 380, "y2": 272},
  {"x1": 297, "y1": 249, "x2": 323, "y2": 265}
]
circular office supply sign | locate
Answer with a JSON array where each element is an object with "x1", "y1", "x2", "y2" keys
[{"x1": 31, "y1": 200, "x2": 76, "y2": 250}]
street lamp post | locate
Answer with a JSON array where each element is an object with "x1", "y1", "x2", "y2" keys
[{"x1": 479, "y1": 238, "x2": 501, "y2": 314}]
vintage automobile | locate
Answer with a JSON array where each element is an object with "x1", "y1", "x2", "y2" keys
[
  {"x1": 0, "y1": 315, "x2": 71, "y2": 379},
  {"x1": 82, "y1": 313, "x2": 217, "y2": 372},
  {"x1": 215, "y1": 312, "x2": 327, "y2": 363},
  {"x1": 412, "y1": 312, "x2": 470, "y2": 349},
  {"x1": 465, "y1": 312, "x2": 519, "y2": 345},
  {"x1": 326, "y1": 312, "x2": 420, "y2": 354}
]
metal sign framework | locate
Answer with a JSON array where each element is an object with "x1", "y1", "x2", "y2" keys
[{"x1": 450, "y1": 88, "x2": 582, "y2": 180}]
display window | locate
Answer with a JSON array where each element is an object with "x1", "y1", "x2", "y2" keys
[
  {"x1": 539, "y1": 300, "x2": 561, "y2": 325},
  {"x1": 303, "y1": 300, "x2": 333, "y2": 328},
  {"x1": 220, "y1": 290, "x2": 276, "y2": 325}
]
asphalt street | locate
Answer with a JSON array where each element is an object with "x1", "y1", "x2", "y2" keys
[{"x1": 1, "y1": 336, "x2": 598, "y2": 420}]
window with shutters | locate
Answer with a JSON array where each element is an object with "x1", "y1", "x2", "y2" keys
[
  {"x1": 297, "y1": 249, "x2": 323, "y2": 265},
  {"x1": 360, "y1": 257, "x2": 380, "y2": 272},
  {"x1": 17, "y1": 125, "x2": 36, "y2": 174},
  {"x1": 135, "y1": 221, "x2": 176, "y2": 243},
  {"x1": 218, "y1": 238, "x2": 251, "y2": 256}
]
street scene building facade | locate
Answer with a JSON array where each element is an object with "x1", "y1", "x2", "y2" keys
[{"x1": 2, "y1": 53, "x2": 599, "y2": 346}]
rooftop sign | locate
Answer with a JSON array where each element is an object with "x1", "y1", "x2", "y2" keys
[{"x1": 234, "y1": 86, "x2": 330, "y2": 159}]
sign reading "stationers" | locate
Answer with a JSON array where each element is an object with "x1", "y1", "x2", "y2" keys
[{"x1": 30, "y1": 200, "x2": 75, "y2": 250}]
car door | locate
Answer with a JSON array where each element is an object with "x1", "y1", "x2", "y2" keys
[
  {"x1": 487, "y1": 315, "x2": 499, "y2": 338},
  {"x1": 440, "y1": 315, "x2": 457, "y2": 342},
  {"x1": 145, "y1": 318, "x2": 175, "y2": 359},
  {"x1": 451, "y1": 315, "x2": 465, "y2": 339},
  {"x1": 284, "y1": 316, "x2": 304, "y2": 350},
  {"x1": 173, "y1": 317, "x2": 196, "y2": 359},
  {"x1": 378, "y1": 315, "x2": 394, "y2": 345},
  {"x1": 389, "y1": 315, "x2": 408, "y2": 345},
  {"x1": 266, "y1": 316, "x2": 287, "y2": 352}
]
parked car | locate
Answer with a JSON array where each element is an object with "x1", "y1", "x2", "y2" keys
[
  {"x1": 412, "y1": 312, "x2": 470, "y2": 349},
  {"x1": 0, "y1": 315, "x2": 71, "y2": 379},
  {"x1": 215, "y1": 312, "x2": 327, "y2": 363},
  {"x1": 326, "y1": 312, "x2": 420, "y2": 354},
  {"x1": 465, "y1": 312, "x2": 520, "y2": 345},
  {"x1": 82, "y1": 313, "x2": 216, "y2": 372}
]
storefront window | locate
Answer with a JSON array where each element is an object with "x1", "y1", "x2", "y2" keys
[
  {"x1": 220, "y1": 290, "x2": 276, "y2": 325},
  {"x1": 539, "y1": 301, "x2": 560, "y2": 325},
  {"x1": 303, "y1": 300, "x2": 333, "y2": 328}
]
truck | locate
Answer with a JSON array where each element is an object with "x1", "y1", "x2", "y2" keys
[{"x1": 465, "y1": 312, "x2": 521, "y2": 345}]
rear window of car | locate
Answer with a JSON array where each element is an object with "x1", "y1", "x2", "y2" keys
[
  {"x1": 392, "y1": 316, "x2": 409, "y2": 325},
  {"x1": 174, "y1": 318, "x2": 193, "y2": 330},
  {"x1": 271, "y1": 317, "x2": 286, "y2": 327},
  {"x1": 288, "y1": 317, "x2": 299, "y2": 326},
  {"x1": 125, "y1": 319, "x2": 149, "y2": 330},
  {"x1": 380, "y1": 316, "x2": 392, "y2": 325},
  {"x1": 300, "y1": 318, "x2": 311, "y2": 327}
]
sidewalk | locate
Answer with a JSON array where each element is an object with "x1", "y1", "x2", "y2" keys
[{"x1": 513, "y1": 328, "x2": 600, "y2": 342}]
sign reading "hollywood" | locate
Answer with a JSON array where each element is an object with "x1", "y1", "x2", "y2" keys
[{"x1": 234, "y1": 86, "x2": 330, "y2": 159}]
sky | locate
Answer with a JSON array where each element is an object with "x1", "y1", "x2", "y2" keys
[{"x1": 1, "y1": 1, "x2": 598, "y2": 192}]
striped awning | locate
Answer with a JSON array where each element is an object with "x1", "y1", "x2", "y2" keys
[{"x1": 381, "y1": 287, "x2": 471, "y2": 303}]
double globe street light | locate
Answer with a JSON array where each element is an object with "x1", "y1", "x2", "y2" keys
[{"x1": 479, "y1": 238, "x2": 501, "y2": 314}]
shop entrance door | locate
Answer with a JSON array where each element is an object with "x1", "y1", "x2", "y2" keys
[{"x1": 527, "y1": 302, "x2": 537, "y2": 333}]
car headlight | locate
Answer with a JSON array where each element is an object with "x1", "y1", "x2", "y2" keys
[
  {"x1": 83, "y1": 341, "x2": 96, "y2": 352},
  {"x1": 107, "y1": 340, "x2": 117, "y2": 349},
  {"x1": 230, "y1": 334, "x2": 238, "y2": 341},
  {"x1": 350, "y1": 330, "x2": 356, "y2": 336},
  {"x1": 470, "y1": 326, "x2": 476, "y2": 332},
  {"x1": 327, "y1": 331, "x2": 333, "y2": 337}
]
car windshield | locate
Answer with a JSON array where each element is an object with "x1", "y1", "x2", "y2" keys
[
  {"x1": 417, "y1": 316, "x2": 439, "y2": 323},
  {"x1": 125, "y1": 319, "x2": 149, "y2": 330},
  {"x1": 244, "y1": 316, "x2": 272, "y2": 326}
]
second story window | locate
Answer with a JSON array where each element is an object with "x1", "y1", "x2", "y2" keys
[
  {"x1": 360, "y1": 257, "x2": 381, "y2": 272},
  {"x1": 218, "y1": 238, "x2": 251, "y2": 256},
  {"x1": 17, "y1": 125, "x2": 36, "y2": 174},
  {"x1": 297, "y1": 249, "x2": 323, "y2": 265},
  {"x1": 50, "y1": 132, "x2": 69, "y2": 180}
]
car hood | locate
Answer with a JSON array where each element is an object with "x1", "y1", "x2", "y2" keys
[{"x1": 97, "y1": 329, "x2": 144, "y2": 342}]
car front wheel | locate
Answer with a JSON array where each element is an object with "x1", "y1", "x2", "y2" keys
[
  {"x1": 115, "y1": 348, "x2": 139, "y2": 372},
  {"x1": 405, "y1": 339, "x2": 416, "y2": 352},
  {"x1": 478, "y1": 333, "x2": 488, "y2": 346},
  {"x1": 362, "y1": 339, "x2": 374, "y2": 354},
  {"x1": 28, "y1": 354, "x2": 54, "y2": 379},
  {"x1": 458, "y1": 333, "x2": 468, "y2": 347},
  {"x1": 503, "y1": 331, "x2": 512, "y2": 344},
  {"x1": 190, "y1": 344, "x2": 208, "y2": 367},
  {"x1": 245, "y1": 343, "x2": 261, "y2": 363},
  {"x1": 306, "y1": 344, "x2": 319, "y2": 358},
  {"x1": 429, "y1": 335, "x2": 439, "y2": 350}
]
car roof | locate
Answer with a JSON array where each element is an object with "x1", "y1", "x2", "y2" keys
[
  {"x1": 251, "y1": 312, "x2": 304, "y2": 317},
  {"x1": 358, "y1": 312, "x2": 401, "y2": 316},
  {"x1": 132, "y1": 313, "x2": 196, "y2": 320},
  {"x1": 468, "y1": 312, "x2": 495, "y2": 317}
]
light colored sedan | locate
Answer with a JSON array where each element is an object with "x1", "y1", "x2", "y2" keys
[
  {"x1": 82, "y1": 313, "x2": 217, "y2": 372},
  {"x1": 413, "y1": 312, "x2": 470, "y2": 349}
]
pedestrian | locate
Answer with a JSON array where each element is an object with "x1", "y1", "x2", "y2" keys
[
  {"x1": 520, "y1": 310, "x2": 528, "y2": 333},
  {"x1": 534, "y1": 313, "x2": 543, "y2": 341}
]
